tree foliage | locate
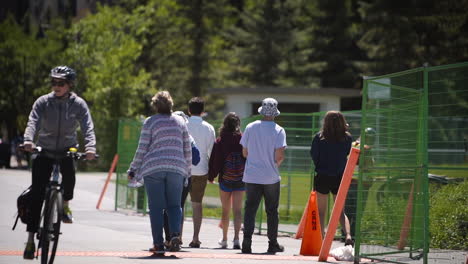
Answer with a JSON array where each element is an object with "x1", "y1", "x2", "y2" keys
[
  {"x1": 225, "y1": 0, "x2": 302, "y2": 86},
  {"x1": 358, "y1": 0, "x2": 468, "y2": 75},
  {"x1": 304, "y1": 0, "x2": 364, "y2": 88},
  {"x1": 67, "y1": 5, "x2": 152, "y2": 118},
  {"x1": 0, "y1": 16, "x2": 64, "y2": 140},
  {"x1": 1, "y1": 0, "x2": 468, "y2": 167},
  {"x1": 65, "y1": 5, "x2": 153, "y2": 162}
]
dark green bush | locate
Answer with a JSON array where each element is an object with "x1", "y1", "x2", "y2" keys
[{"x1": 429, "y1": 180, "x2": 468, "y2": 250}]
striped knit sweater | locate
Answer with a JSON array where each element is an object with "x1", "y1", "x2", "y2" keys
[{"x1": 128, "y1": 114, "x2": 192, "y2": 180}]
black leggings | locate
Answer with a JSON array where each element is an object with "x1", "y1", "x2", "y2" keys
[{"x1": 27, "y1": 155, "x2": 75, "y2": 233}]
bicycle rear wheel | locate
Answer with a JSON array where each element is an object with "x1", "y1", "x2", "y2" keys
[{"x1": 40, "y1": 189, "x2": 63, "y2": 264}]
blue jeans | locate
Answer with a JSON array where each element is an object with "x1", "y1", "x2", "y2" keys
[
  {"x1": 144, "y1": 171, "x2": 184, "y2": 246},
  {"x1": 164, "y1": 177, "x2": 191, "y2": 241},
  {"x1": 243, "y1": 182, "x2": 280, "y2": 242}
]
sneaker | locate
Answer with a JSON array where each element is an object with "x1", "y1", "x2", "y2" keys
[
  {"x1": 267, "y1": 241, "x2": 284, "y2": 253},
  {"x1": 241, "y1": 239, "x2": 252, "y2": 254},
  {"x1": 345, "y1": 237, "x2": 354, "y2": 247},
  {"x1": 233, "y1": 239, "x2": 241, "y2": 249},
  {"x1": 168, "y1": 235, "x2": 181, "y2": 252},
  {"x1": 218, "y1": 239, "x2": 227, "y2": 249},
  {"x1": 163, "y1": 240, "x2": 171, "y2": 249},
  {"x1": 150, "y1": 244, "x2": 165, "y2": 255},
  {"x1": 62, "y1": 205, "x2": 73, "y2": 223},
  {"x1": 189, "y1": 241, "x2": 201, "y2": 248},
  {"x1": 23, "y1": 242, "x2": 35, "y2": 260}
]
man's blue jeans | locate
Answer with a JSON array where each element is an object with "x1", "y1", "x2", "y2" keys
[
  {"x1": 243, "y1": 182, "x2": 280, "y2": 242},
  {"x1": 144, "y1": 171, "x2": 184, "y2": 246}
]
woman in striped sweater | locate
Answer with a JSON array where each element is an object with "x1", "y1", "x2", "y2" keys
[{"x1": 127, "y1": 91, "x2": 192, "y2": 254}]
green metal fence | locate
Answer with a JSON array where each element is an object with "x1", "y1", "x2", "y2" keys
[
  {"x1": 115, "y1": 118, "x2": 146, "y2": 213},
  {"x1": 113, "y1": 63, "x2": 468, "y2": 263},
  {"x1": 355, "y1": 62, "x2": 468, "y2": 264},
  {"x1": 114, "y1": 111, "x2": 363, "y2": 236}
]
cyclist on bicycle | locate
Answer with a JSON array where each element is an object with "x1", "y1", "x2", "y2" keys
[{"x1": 22, "y1": 66, "x2": 96, "y2": 259}]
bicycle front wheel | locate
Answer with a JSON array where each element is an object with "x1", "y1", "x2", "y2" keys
[{"x1": 40, "y1": 189, "x2": 63, "y2": 264}]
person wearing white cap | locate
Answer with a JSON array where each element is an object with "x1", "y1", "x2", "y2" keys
[{"x1": 239, "y1": 98, "x2": 287, "y2": 253}]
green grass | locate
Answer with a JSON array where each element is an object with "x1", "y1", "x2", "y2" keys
[
  {"x1": 115, "y1": 163, "x2": 468, "y2": 249},
  {"x1": 203, "y1": 171, "x2": 313, "y2": 223},
  {"x1": 428, "y1": 165, "x2": 468, "y2": 179}
]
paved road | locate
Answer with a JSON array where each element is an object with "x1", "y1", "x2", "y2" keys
[
  {"x1": 1, "y1": 169, "x2": 466, "y2": 264},
  {"x1": 0, "y1": 169, "x2": 343, "y2": 264}
]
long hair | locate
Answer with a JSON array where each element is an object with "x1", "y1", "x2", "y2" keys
[
  {"x1": 320, "y1": 111, "x2": 350, "y2": 142},
  {"x1": 219, "y1": 112, "x2": 241, "y2": 135}
]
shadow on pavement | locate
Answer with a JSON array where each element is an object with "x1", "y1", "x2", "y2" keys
[{"x1": 123, "y1": 253, "x2": 179, "y2": 260}]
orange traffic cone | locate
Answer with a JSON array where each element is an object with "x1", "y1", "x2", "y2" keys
[{"x1": 300, "y1": 191, "x2": 323, "y2": 256}]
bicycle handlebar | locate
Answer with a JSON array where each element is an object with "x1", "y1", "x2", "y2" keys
[
  {"x1": 18, "y1": 145, "x2": 99, "y2": 160},
  {"x1": 67, "y1": 149, "x2": 100, "y2": 160}
]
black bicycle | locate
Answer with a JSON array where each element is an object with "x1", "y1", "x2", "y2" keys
[{"x1": 24, "y1": 146, "x2": 96, "y2": 264}]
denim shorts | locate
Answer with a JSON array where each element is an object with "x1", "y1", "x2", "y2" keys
[{"x1": 219, "y1": 181, "x2": 245, "y2": 192}]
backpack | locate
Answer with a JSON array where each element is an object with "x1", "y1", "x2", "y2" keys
[
  {"x1": 12, "y1": 186, "x2": 32, "y2": 230},
  {"x1": 222, "y1": 151, "x2": 245, "y2": 183}
]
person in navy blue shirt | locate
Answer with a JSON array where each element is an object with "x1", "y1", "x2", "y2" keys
[{"x1": 310, "y1": 110, "x2": 353, "y2": 246}]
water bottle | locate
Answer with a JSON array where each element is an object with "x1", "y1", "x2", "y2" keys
[
  {"x1": 127, "y1": 178, "x2": 143, "y2": 188},
  {"x1": 127, "y1": 171, "x2": 143, "y2": 188}
]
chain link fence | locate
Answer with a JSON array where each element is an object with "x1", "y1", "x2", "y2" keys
[
  {"x1": 355, "y1": 62, "x2": 468, "y2": 264},
  {"x1": 112, "y1": 63, "x2": 467, "y2": 264},
  {"x1": 113, "y1": 112, "x2": 362, "y2": 236}
]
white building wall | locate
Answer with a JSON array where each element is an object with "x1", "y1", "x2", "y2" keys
[{"x1": 224, "y1": 93, "x2": 341, "y2": 118}]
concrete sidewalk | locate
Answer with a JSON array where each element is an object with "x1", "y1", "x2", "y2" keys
[
  {"x1": 1, "y1": 169, "x2": 466, "y2": 264},
  {"x1": 0, "y1": 169, "x2": 345, "y2": 264}
]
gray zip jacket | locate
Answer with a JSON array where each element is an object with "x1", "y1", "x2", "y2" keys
[{"x1": 24, "y1": 92, "x2": 96, "y2": 153}]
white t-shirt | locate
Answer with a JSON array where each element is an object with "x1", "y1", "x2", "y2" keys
[
  {"x1": 187, "y1": 116, "x2": 215, "y2": 175},
  {"x1": 240, "y1": 120, "x2": 287, "y2": 184}
]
